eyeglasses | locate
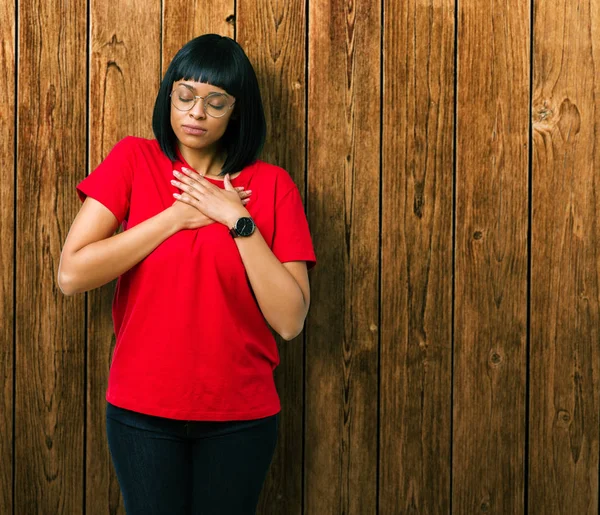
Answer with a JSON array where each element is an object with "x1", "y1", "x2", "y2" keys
[{"x1": 170, "y1": 84, "x2": 235, "y2": 118}]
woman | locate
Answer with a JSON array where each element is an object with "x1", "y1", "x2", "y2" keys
[{"x1": 57, "y1": 34, "x2": 316, "y2": 514}]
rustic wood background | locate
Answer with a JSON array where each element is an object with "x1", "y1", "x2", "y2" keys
[{"x1": 1, "y1": 0, "x2": 598, "y2": 513}]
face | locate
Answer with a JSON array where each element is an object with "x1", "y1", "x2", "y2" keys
[{"x1": 170, "y1": 80, "x2": 236, "y2": 154}]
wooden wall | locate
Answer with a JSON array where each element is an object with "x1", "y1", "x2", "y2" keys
[{"x1": 1, "y1": 0, "x2": 598, "y2": 513}]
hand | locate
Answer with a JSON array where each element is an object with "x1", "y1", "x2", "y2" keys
[
  {"x1": 169, "y1": 171, "x2": 252, "y2": 230},
  {"x1": 171, "y1": 167, "x2": 250, "y2": 227}
]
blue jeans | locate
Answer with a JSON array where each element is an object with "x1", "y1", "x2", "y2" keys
[{"x1": 105, "y1": 402, "x2": 279, "y2": 514}]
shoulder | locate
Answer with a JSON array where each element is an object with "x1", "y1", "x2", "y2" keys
[
  {"x1": 106, "y1": 136, "x2": 161, "y2": 154},
  {"x1": 112, "y1": 136, "x2": 160, "y2": 154},
  {"x1": 105, "y1": 137, "x2": 164, "y2": 166}
]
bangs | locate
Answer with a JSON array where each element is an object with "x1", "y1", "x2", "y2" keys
[{"x1": 173, "y1": 43, "x2": 243, "y2": 97}]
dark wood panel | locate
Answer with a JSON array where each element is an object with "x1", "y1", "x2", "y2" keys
[
  {"x1": 0, "y1": 0, "x2": 15, "y2": 512},
  {"x1": 87, "y1": 1, "x2": 160, "y2": 512},
  {"x1": 380, "y1": 0, "x2": 454, "y2": 512},
  {"x1": 236, "y1": 1, "x2": 306, "y2": 513},
  {"x1": 162, "y1": 0, "x2": 234, "y2": 73},
  {"x1": 529, "y1": 0, "x2": 600, "y2": 512},
  {"x1": 16, "y1": 0, "x2": 86, "y2": 512},
  {"x1": 305, "y1": 0, "x2": 380, "y2": 512},
  {"x1": 452, "y1": 1, "x2": 530, "y2": 512}
]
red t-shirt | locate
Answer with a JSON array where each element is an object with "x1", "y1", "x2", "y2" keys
[{"x1": 76, "y1": 136, "x2": 316, "y2": 421}]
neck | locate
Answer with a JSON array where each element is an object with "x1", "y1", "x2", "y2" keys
[{"x1": 177, "y1": 142, "x2": 226, "y2": 177}]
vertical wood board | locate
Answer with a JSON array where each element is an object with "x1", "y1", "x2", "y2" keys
[
  {"x1": 87, "y1": 1, "x2": 161, "y2": 512},
  {"x1": 16, "y1": 0, "x2": 87, "y2": 511},
  {"x1": 453, "y1": 0, "x2": 530, "y2": 512},
  {"x1": 0, "y1": 0, "x2": 15, "y2": 511},
  {"x1": 529, "y1": 0, "x2": 600, "y2": 512},
  {"x1": 236, "y1": 1, "x2": 307, "y2": 513},
  {"x1": 380, "y1": 0, "x2": 455, "y2": 512},
  {"x1": 306, "y1": 0, "x2": 381, "y2": 513}
]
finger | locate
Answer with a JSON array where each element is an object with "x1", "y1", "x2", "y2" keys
[
  {"x1": 175, "y1": 170, "x2": 210, "y2": 194},
  {"x1": 174, "y1": 170, "x2": 205, "y2": 190},
  {"x1": 180, "y1": 167, "x2": 203, "y2": 181},
  {"x1": 235, "y1": 186, "x2": 245, "y2": 192},
  {"x1": 242, "y1": 198, "x2": 250, "y2": 205},
  {"x1": 223, "y1": 173, "x2": 235, "y2": 192},
  {"x1": 173, "y1": 192, "x2": 201, "y2": 208},
  {"x1": 171, "y1": 179, "x2": 202, "y2": 200}
]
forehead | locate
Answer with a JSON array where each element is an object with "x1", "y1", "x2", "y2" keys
[{"x1": 173, "y1": 80, "x2": 230, "y2": 96}]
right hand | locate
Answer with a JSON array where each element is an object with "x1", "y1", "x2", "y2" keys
[{"x1": 169, "y1": 185, "x2": 252, "y2": 230}]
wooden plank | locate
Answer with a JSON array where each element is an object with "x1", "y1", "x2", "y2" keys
[
  {"x1": 305, "y1": 0, "x2": 380, "y2": 512},
  {"x1": 87, "y1": 1, "x2": 160, "y2": 512},
  {"x1": 16, "y1": 0, "x2": 86, "y2": 511},
  {"x1": 452, "y1": 0, "x2": 530, "y2": 512},
  {"x1": 529, "y1": 0, "x2": 600, "y2": 512},
  {"x1": 236, "y1": 1, "x2": 306, "y2": 513},
  {"x1": 162, "y1": 0, "x2": 234, "y2": 73},
  {"x1": 380, "y1": 0, "x2": 454, "y2": 511},
  {"x1": 0, "y1": 0, "x2": 15, "y2": 512}
]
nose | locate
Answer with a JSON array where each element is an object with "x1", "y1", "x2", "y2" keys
[{"x1": 189, "y1": 99, "x2": 206, "y2": 119}]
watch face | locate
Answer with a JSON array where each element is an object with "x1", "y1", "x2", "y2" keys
[{"x1": 236, "y1": 217, "x2": 255, "y2": 237}]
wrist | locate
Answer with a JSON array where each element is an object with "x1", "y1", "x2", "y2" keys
[
  {"x1": 162, "y1": 205, "x2": 184, "y2": 234},
  {"x1": 223, "y1": 208, "x2": 251, "y2": 229}
]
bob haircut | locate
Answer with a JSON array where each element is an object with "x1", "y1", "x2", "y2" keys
[{"x1": 152, "y1": 34, "x2": 266, "y2": 176}]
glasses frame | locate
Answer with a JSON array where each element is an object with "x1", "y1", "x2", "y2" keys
[{"x1": 170, "y1": 85, "x2": 236, "y2": 118}]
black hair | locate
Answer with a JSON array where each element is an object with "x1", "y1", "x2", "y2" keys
[{"x1": 152, "y1": 34, "x2": 266, "y2": 176}]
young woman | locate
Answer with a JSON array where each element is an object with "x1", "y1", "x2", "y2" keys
[{"x1": 57, "y1": 34, "x2": 316, "y2": 514}]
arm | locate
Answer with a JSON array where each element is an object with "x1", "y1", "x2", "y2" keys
[
  {"x1": 171, "y1": 168, "x2": 312, "y2": 341},
  {"x1": 57, "y1": 197, "x2": 181, "y2": 295},
  {"x1": 228, "y1": 217, "x2": 310, "y2": 341},
  {"x1": 58, "y1": 184, "x2": 252, "y2": 295}
]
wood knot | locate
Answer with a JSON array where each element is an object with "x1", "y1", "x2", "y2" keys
[
  {"x1": 557, "y1": 98, "x2": 581, "y2": 142},
  {"x1": 226, "y1": 14, "x2": 235, "y2": 24},
  {"x1": 489, "y1": 350, "x2": 502, "y2": 367},
  {"x1": 533, "y1": 98, "x2": 555, "y2": 125},
  {"x1": 473, "y1": 230, "x2": 483, "y2": 240}
]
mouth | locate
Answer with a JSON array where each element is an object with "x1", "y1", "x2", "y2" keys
[{"x1": 182, "y1": 125, "x2": 207, "y2": 136}]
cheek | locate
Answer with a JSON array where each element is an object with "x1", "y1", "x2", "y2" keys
[{"x1": 170, "y1": 108, "x2": 181, "y2": 132}]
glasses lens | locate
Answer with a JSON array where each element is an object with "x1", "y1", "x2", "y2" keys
[
  {"x1": 172, "y1": 85, "x2": 195, "y2": 111},
  {"x1": 205, "y1": 93, "x2": 230, "y2": 118}
]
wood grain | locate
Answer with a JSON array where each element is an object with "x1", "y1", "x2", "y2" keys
[
  {"x1": 452, "y1": 0, "x2": 530, "y2": 513},
  {"x1": 380, "y1": 0, "x2": 454, "y2": 512},
  {"x1": 87, "y1": 1, "x2": 160, "y2": 512},
  {"x1": 0, "y1": 0, "x2": 15, "y2": 512},
  {"x1": 236, "y1": 1, "x2": 306, "y2": 513},
  {"x1": 306, "y1": 0, "x2": 380, "y2": 513},
  {"x1": 16, "y1": 0, "x2": 86, "y2": 512},
  {"x1": 162, "y1": 0, "x2": 234, "y2": 74},
  {"x1": 529, "y1": 0, "x2": 600, "y2": 512}
]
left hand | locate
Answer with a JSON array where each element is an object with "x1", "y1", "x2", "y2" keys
[{"x1": 171, "y1": 167, "x2": 249, "y2": 227}]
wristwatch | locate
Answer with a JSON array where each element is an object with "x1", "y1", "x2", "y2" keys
[{"x1": 229, "y1": 216, "x2": 256, "y2": 238}]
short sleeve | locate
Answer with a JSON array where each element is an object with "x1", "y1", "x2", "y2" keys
[
  {"x1": 76, "y1": 137, "x2": 134, "y2": 223},
  {"x1": 271, "y1": 184, "x2": 317, "y2": 270}
]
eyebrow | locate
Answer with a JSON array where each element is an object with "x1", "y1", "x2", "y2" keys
[{"x1": 179, "y1": 82, "x2": 226, "y2": 95}]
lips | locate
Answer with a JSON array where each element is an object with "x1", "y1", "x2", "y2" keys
[{"x1": 182, "y1": 125, "x2": 207, "y2": 136}]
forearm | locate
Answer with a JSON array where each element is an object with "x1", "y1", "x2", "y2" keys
[
  {"x1": 233, "y1": 226, "x2": 308, "y2": 340},
  {"x1": 58, "y1": 209, "x2": 179, "y2": 295}
]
